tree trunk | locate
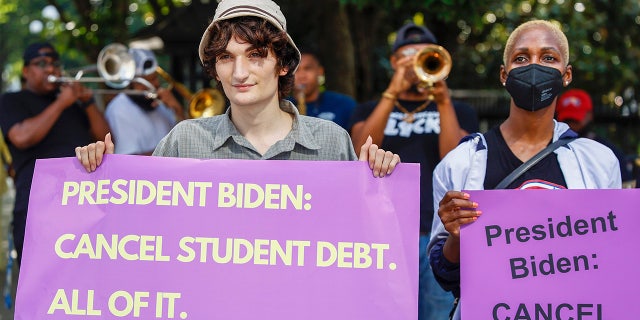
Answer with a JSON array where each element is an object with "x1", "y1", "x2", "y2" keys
[
  {"x1": 281, "y1": 0, "x2": 356, "y2": 99},
  {"x1": 317, "y1": 1, "x2": 356, "y2": 99},
  {"x1": 347, "y1": 5, "x2": 388, "y2": 102}
]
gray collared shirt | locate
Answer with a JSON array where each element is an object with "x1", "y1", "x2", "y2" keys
[{"x1": 153, "y1": 100, "x2": 357, "y2": 161}]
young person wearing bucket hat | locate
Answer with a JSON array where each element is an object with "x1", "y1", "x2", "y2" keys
[{"x1": 76, "y1": 0, "x2": 399, "y2": 177}]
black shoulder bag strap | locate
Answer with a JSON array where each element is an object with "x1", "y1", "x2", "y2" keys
[{"x1": 495, "y1": 137, "x2": 577, "y2": 189}]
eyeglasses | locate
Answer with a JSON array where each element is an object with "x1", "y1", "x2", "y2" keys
[
  {"x1": 29, "y1": 60, "x2": 62, "y2": 69},
  {"x1": 399, "y1": 48, "x2": 419, "y2": 57}
]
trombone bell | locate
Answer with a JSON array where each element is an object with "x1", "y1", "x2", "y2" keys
[
  {"x1": 413, "y1": 44, "x2": 452, "y2": 87},
  {"x1": 46, "y1": 43, "x2": 150, "y2": 96},
  {"x1": 97, "y1": 43, "x2": 136, "y2": 89}
]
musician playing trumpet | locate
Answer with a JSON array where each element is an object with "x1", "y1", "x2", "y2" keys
[
  {"x1": 105, "y1": 48, "x2": 185, "y2": 155},
  {"x1": 0, "y1": 42, "x2": 110, "y2": 266},
  {"x1": 349, "y1": 23, "x2": 479, "y2": 320}
]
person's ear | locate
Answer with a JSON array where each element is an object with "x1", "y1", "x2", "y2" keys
[
  {"x1": 390, "y1": 54, "x2": 399, "y2": 70},
  {"x1": 317, "y1": 66, "x2": 325, "y2": 85},
  {"x1": 279, "y1": 67, "x2": 289, "y2": 76},
  {"x1": 499, "y1": 65, "x2": 508, "y2": 86},
  {"x1": 563, "y1": 65, "x2": 573, "y2": 87}
]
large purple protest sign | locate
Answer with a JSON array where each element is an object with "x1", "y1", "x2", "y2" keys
[
  {"x1": 16, "y1": 155, "x2": 419, "y2": 320},
  {"x1": 461, "y1": 189, "x2": 639, "y2": 319}
]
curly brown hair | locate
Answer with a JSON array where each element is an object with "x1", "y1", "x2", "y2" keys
[{"x1": 201, "y1": 16, "x2": 298, "y2": 99}]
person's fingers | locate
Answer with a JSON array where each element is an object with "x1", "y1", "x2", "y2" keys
[
  {"x1": 95, "y1": 141, "x2": 106, "y2": 167},
  {"x1": 86, "y1": 143, "x2": 98, "y2": 172},
  {"x1": 441, "y1": 207, "x2": 480, "y2": 225},
  {"x1": 75, "y1": 134, "x2": 113, "y2": 173},
  {"x1": 105, "y1": 133, "x2": 115, "y2": 154},
  {"x1": 370, "y1": 148, "x2": 386, "y2": 177},
  {"x1": 438, "y1": 192, "x2": 476, "y2": 221},
  {"x1": 441, "y1": 207, "x2": 481, "y2": 237},
  {"x1": 373, "y1": 149, "x2": 394, "y2": 177},
  {"x1": 367, "y1": 143, "x2": 379, "y2": 171},
  {"x1": 397, "y1": 55, "x2": 414, "y2": 68},
  {"x1": 358, "y1": 136, "x2": 373, "y2": 162},
  {"x1": 439, "y1": 191, "x2": 470, "y2": 207},
  {"x1": 76, "y1": 146, "x2": 91, "y2": 172},
  {"x1": 72, "y1": 82, "x2": 84, "y2": 98},
  {"x1": 389, "y1": 154, "x2": 401, "y2": 173},
  {"x1": 381, "y1": 151, "x2": 400, "y2": 176}
]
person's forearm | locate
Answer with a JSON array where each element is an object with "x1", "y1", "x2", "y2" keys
[
  {"x1": 437, "y1": 99, "x2": 466, "y2": 159},
  {"x1": 430, "y1": 237, "x2": 461, "y2": 294},
  {"x1": 351, "y1": 95, "x2": 396, "y2": 148},
  {"x1": 442, "y1": 234, "x2": 461, "y2": 263},
  {"x1": 8, "y1": 101, "x2": 67, "y2": 149}
]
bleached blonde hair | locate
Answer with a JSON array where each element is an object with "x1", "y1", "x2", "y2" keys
[{"x1": 503, "y1": 20, "x2": 569, "y2": 66}]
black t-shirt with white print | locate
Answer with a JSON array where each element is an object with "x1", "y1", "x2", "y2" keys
[{"x1": 350, "y1": 99, "x2": 479, "y2": 233}]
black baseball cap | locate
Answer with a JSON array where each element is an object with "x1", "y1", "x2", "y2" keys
[
  {"x1": 23, "y1": 42, "x2": 59, "y2": 65},
  {"x1": 392, "y1": 23, "x2": 438, "y2": 52}
]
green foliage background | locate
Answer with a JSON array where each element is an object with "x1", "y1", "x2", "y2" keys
[{"x1": 1, "y1": 0, "x2": 639, "y2": 157}]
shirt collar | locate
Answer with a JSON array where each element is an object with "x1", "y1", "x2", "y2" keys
[{"x1": 210, "y1": 100, "x2": 321, "y2": 152}]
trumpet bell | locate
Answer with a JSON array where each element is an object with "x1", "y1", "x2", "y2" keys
[
  {"x1": 97, "y1": 43, "x2": 136, "y2": 89},
  {"x1": 189, "y1": 88, "x2": 226, "y2": 118},
  {"x1": 413, "y1": 44, "x2": 452, "y2": 86}
]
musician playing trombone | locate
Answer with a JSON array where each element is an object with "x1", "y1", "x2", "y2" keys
[
  {"x1": 105, "y1": 48, "x2": 186, "y2": 155},
  {"x1": 0, "y1": 42, "x2": 110, "y2": 266}
]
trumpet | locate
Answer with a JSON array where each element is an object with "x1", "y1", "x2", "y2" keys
[
  {"x1": 156, "y1": 67, "x2": 226, "y2": 118},
  {"x1": 413, "y1": 44, "x2": 452, "y2": 99},
  {"x1": 47, "y1": 43, "x2": 157, "y2": 98}
]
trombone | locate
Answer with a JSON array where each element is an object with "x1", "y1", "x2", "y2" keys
[
  {"x1": 47, "y1": 43, "x2": 157, "y2": 99},
  {"x1": 156, "y1": 67, "x2": 226, "y2": 118}
]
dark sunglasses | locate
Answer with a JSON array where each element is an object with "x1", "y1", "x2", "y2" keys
[{"x1": 29, "y1": 60, "x2": 62, "y2": 69}]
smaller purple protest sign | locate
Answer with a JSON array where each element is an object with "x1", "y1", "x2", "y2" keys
[
  {"x1": 15, "y1": 155, "x2": 419, "y2": 320},
  {"x1": 461, "y1": 189, "x2": 640, "y2": 319}
]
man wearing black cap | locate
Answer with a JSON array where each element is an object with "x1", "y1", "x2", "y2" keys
[
  {"x1": 0, "y1": 42, "x2": 110, "y2": 266},
  {"x1": 350, "y1": 23, "x2": 478, "y2": 319}
]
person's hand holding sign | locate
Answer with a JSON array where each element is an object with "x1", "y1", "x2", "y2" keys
[
  {"x1": 75, "y1": 132, "x2": 114, "y2": 172},
  {"x1": 437, "y1": 191, "x2": 481, "y2": 263},
  {"x1": 359, "y1": 136, "x2": 400, "y2": 178}
]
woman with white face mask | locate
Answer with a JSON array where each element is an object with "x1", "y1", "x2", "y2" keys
[{"x1": 426, "y1": 20, "x2": 621, "y2": 320}]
